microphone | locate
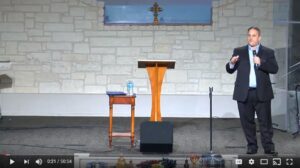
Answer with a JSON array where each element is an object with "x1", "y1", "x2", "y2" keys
[
  {"x1": 252, "y1": 50, "x2": 258, "y2": 67},
  {"x1": 252, "y1": 50, "x2": 256, "y2": 56}
]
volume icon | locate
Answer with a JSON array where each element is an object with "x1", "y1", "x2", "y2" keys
[{"x1": 35, "y1": 158, "x2": 43, "y2": 166}]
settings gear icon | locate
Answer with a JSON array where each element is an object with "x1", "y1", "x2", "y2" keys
[{"x1": 249, "y1": 158, "x2": 255, "y2": 165}]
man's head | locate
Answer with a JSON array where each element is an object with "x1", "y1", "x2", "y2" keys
[{"x1": 247, "y1": 26, "x2": 261, "y2": 47}]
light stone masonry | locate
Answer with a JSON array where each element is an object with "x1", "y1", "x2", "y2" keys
[
  {"x1": 52, "y1": 32, "x2": 83, "y2": 42},
  {"x1": 51, "y1": 3, "x2": 68, "y2": 13},
  {"x1": 0, "y1": 23, "x2": 24, "y2": 32},
  {"x1": 7, "y1": 12, "x2": 24, "y2": 22},
  {"x1": 74, "y1": 43, "x2": 89, "y2": 54},
  {"x1": 47, "y1": 42, "x2": 72, "y2": 50},
  {"x1": 44, "y1": 23, "x2": 74, "y2": 31},
  {"x1": 90, "y1": 37, "x2": 130, "y2": 47},
  {"x1": 1, "y1": 33, "x2": 28, "y2": 41},
  {"x1": 0, "y1": 0, "x2": 281, "y2": 94}
]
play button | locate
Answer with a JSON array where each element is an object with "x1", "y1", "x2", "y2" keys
[{"x1": 10, "y1": 159, "x2": 15, "y2": 165}]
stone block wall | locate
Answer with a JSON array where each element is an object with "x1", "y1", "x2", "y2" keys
[{"x1": 0, "y1": 0, "x2": 279, "y2": 95}]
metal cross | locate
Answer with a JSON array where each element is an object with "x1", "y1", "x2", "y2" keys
[{"x1": 150, "y1": 2, "x2": 163, "y2": 25}]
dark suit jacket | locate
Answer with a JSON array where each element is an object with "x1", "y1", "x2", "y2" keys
[{"x1": 226, "y1": 45, "x2": 278, "y2": 102}]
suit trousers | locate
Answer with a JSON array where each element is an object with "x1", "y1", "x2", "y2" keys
[{"x1": 237, "y1": 88, "x2": 275, "y2": 152}]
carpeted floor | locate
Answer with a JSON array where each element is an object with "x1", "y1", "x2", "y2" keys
[{"x1": 0, "y1": 117, "x2": 299, "y2": 156}]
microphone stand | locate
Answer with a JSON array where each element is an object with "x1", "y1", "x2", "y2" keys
[
  {"x1": 294, "y1": 84, "x2": 300, "y2": 137},
  {"x1": 201, "y1": 87, "x2": 224, "y2": 167}
]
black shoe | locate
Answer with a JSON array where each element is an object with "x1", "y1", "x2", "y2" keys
[
  {"x1": 246, "y1": 148, "x2": 257, "y2": 154},
  {"x1": 264, "y1": 150, "x2": 278, "y2": 155}
]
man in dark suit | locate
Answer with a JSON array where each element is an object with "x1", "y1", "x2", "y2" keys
[{"x1": 226, "y1": 27, "x2": 278, "y2": 155}]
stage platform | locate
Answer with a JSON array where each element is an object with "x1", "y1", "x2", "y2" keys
[{"x1": 0, "y1": 117, "x2": 299, "y2": 167}]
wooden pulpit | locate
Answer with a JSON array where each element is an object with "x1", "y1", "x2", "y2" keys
[{"x1": 138, "y1": 60, "x2": 175, "y2": 122}]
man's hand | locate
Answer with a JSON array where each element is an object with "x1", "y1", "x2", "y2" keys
[
  {"x1": 253, "y1": 56, "x2": 261, "y2": 65},
  {"x1": 230, "y1": 55, "x2": 239, "y2": 64}
]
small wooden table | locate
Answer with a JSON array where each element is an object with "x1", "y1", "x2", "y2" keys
[{"x1": 107, "y1": 94, "x2": 136, "y2": 148}]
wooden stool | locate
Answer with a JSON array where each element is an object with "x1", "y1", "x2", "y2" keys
[{"x1": 108, "y1": 94, "x2": 136, "y2": 148}]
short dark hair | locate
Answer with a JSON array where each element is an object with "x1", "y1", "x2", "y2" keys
[{"x1": 248, "y1": 26, "x2": 261, "y2": 36}]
